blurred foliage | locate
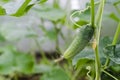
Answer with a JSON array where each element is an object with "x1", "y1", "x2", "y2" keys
[
  {"x1": 0, "y1": 46, "x2": 35, "y2": 75},
  {"x1": 0, "y1": 0, "x2": 120, "y2": 80},
  {"x1": 0, "y1": 6, "x2": 6, "y2": 15},
  {"x1": 33, "y1": 6, "x2": 65, "y2": 22},
  {"x1": 41, "y1": 66, "x2": 69, "y2": 80},
  {"x1": 104, "y1": 44, "x2": 120, "y2": 64},
  {"x1": 0, "y1": 23, "x2": 38, "y2": 41}
]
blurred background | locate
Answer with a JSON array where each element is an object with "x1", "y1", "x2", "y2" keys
[
  {"x1": 0, "y1": 0, "x2": 118, "y2": 53},
  {"x1": 0, "y1": 0, "x2": 120, "y2": 80}
]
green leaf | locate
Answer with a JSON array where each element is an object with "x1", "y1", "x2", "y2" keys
[
  {"x1": 72, "y1": 47, "x2": 94, "y2": 66},
  {"x1": 33, "y1": 5, "x2": 65, "y2": 21},
  {"x1": 99, "y1": 36, "x2": 113, "y2": 59},
  {"x1": 0, "y1": 33, "x2": 6, "y2": 42},
  {"x1": 33, "y1": 64, "x2": 52, "y2": 74},
  {"x1": 39, "y1": 25, "x2": 57, "y2": 40},
  {"x1": 11, "y1": 0, "x2": 31, "y2": 17},
  {"x1": 106, "y1": 0, "x2": 120, "y2": 4},
  {"x1": 45, "y1": 29, "x2": 57, "y2": 41},
  {"x1": 41, "y1": 67, "x2": 69, "y2": 80},
  {"x1": 99, "y1": 36, "x2": 112, "y2": 48},
  {"x1": 72, "y1": 47, "x2": 95, "y2": 79},
  {"x1": 103, "y1": 44, "x2": 120, "y2": 64},
  {"x1": 21, "y1": 0, "x2": 48, "y2": 14},
  {"x1": 0, "y1": 6, "x2": 6, "y2": 15},
  {"x1": 75, "y1": 58, "x2": 95, "y2": 69},
  {"x1": 108, "y1": 13, "x2": 120, "y2": 22},
  {"x1": 110, "y1": 64, "x2": 120, "y2": 73},
  {"x1": 3, "y1": 0, "x2": 44, "y2": 16},
  {"x1": 39, "y1": 0, "x2": 48, "y2": 4},
  {"x1": 0, "y1": 0, "x2": 10, "y2": 2},
  {"x1": 0, "y1": 46, "x2": 35, "y2": 75},
  {"x1": 24, "y1": 4, "x2": 34, "y2": 13},
  {"x1": 113, "y1": 1, "x2": 120, "y2": 5},
  {"x1": 14, "y1": 52, "x2": 35, "y2": 74},
  {"x1": 0, "y1": 47, "x2": 15, "y2": 75}
]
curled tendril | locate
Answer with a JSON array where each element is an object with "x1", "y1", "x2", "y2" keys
[
  {"x1": 86, "y1": 66, "x2": 93, "y2": 80},
  {"x1": 70, "y1": 1, "x2": 100, "y2": 28},
  {"x1": 70, "y1": 6, "x2": 90, "y2": 28}
]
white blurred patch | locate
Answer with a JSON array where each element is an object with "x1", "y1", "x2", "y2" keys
[
  {"x1": 71, "y1": 0, "x2": 80, "y2": 10},
  {"x1": 71, "y1": 0, "x2": 89, "y2": 10},
  {"x1": 73, "y1": 17, "x2": 79, "y2": 22}
]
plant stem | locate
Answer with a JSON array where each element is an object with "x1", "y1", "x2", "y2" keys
[
  {"x1": 60, "y1": 31, "x2": 66, "y2": 41},
  {"x1": 112, "y1": 22, "x2": 120, "y2": 45},
  {"x1": 94, "y1": 46, "x2": 101, "y2": 80},
  {"x1": 104, "y1": 22, "x2": 120, "y2": 69},
  {"x1": 91, "y1": 0, "x2": 95, "y2": 27},
  {"x1": 72, "y1": 67, "x2": 82, "y2": 80},
  {"x1": 103, "y1": 58, "x2": 110, "y2": 69},
  {"x1": 95, "y1": 0, "x2": 105, "y2": 44},
  {"x1": 114, "y1": 1, "x2": 120, "y2": 6},
  {"x1": 14, "y1": 73, "x2": 18, "y2": 80},
  {"x1": 52, "y1": 21, "x2": 61, "y2": 54},
  {"x1": 95, "y1": 0, "x2": 105, "y2": 26},
  {"x1": 102, "y1": 70, "x2": 119, "y2": 80},
  {"x1": 53, "y1": 0, "x2": 59, "y2": 8},
  {"x1": 94, "y1": 0, "x2": 106, "y2": 80},
  {"x1": 29, "y1": 19, "x2": 49, "y2": 64},
  {"x1": 34, "y1": 39, "x2": 49, "y2": 64},
  {"x1": 91, "y1": 0, "x2": 101, "y2": 79}
]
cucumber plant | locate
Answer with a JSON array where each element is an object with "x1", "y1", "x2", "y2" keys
[
  {"x1": 62, "y1": 0, "x2": 120, "y2": 80},
  {"x1": 0, "y1": 0, "x2": 120, "y2": 80}
]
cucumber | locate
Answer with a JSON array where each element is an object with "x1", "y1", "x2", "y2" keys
[{"x1": 63, "y1": 24, "x2": 94, "y2": 59}]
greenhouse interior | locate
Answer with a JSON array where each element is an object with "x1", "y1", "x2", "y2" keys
[{"x1": 0, "y1": 0, "x2": 120, "y2": 80}]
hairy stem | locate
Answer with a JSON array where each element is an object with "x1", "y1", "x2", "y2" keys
[
  {"x1": 94, "y1": 0, "x2": 106, "y2": 80},
  {"x1": 94, "y1": 46, "x2": 101, "y2": 80}
]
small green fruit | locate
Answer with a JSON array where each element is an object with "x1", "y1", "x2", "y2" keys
[{"x1": 63, "y1": 24, "x2": 94, "y2": 59}]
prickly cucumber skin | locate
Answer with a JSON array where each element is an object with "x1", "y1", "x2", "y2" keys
[{"x1": 63, "y1": 24, "x2": 94, "y2": 59}]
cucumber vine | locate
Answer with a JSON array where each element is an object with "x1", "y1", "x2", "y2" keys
[{"x1": 94, "y1": 0, "x2": 106, "y2": 79}]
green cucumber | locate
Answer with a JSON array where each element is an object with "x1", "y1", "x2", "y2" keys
[{"x1": 63, "y1": 24, "x2": 94, "y2": 59}]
